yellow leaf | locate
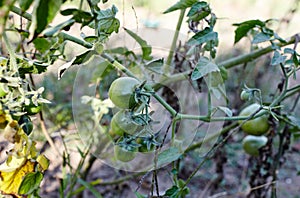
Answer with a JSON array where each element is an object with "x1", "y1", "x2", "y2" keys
[
  {"x1": 0, "y1": 160, "x2": 35, "y2": 197},
  {"x1": 36, "y1": 155, "x2": 49, "y2": 171}
]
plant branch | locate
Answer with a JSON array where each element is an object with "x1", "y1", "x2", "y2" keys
[
  {"x1": 218, "y1": 36, "x2": 297, "y2": 69},
  {"x1": 164, "y1": 9, "x2": 186, "y2": 74}
]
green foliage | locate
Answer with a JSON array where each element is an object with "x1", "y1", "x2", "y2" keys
[
  {"x1": 191, "y1": 56, "x2": 219, "y2": 80},
  {"x1": 31, "y1": 0, "x2": 63, "y2": 38},
  {"x1": 124, "y1": 28, "x2": 152, "y2": 60},
  {"x1": 163, "y1": 0, "x2": 198, "y2": 14},
  {"x1": 18, "y1": 172, "x2": 44, "y2": 196}
]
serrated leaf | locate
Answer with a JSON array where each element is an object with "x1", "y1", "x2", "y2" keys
[
  {"x1": 187, "y1": 27, "x2": 218, "y2": 46},
  {"x1": 217, "y1": 106, "x2": 232, "y2": 117},
  {"x1": 271, "y1": 51, "x2": 287, "y2": 66},
  {"x1": 191, "y1": 57, "x2": 220, "y2": 80},
  {"x1": 157, "y1": 147, "x2": 182, "y2": 167},
  {"x1": 18, "y1": 172, "x2": 43, "y2": 195},
  {"x1": 163, "y1": 0, "x2": 198, "y2": 14},
  {"x1": 252, "y1": 32, "x2": 271, "y2": 44},
  {"x1": 58, "y1": 50, "x2": 97, "y2": 79},
  {"x1": 145, "y1": 58, "x2": 164, "y2": 74},
  {"x1": 233, "y1": 19, "x2": 265, "y2": 44},
  {"x1": 124, "y1": 28, "x2": 152, "y2": 60},
  {"x1": 31, "y1": 0, "x2": 62, "y2": 37},
  {"x1": 96, "y1": 5, "x2": 120, "y2": 35},
  {"x1": 19, "y1": 0, "x2": 34, "y2": 12}
]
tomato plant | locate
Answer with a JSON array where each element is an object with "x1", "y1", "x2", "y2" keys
[{"x1": 0, "y1": 0, "x2": 300, "y2": 197}]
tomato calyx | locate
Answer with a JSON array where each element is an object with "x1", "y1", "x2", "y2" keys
[{"x1": 136, "y1": 134, "x2": 160, "y2": 152}]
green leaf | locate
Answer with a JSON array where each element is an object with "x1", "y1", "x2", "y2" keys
[
  {"x1": 191, "y1": 57, "x2": 220, "y2": 80},
  {"x1": 217, "y1": 106, "x2": 232, "y2": 117},
  {"x1": 164, "y1": 186, "x2": 179, "y2": 196},
  {"x1": 33, "y1": 38, "x2": 51, "y2": 54},
  {"x1": 31, "y1": 0, "x2": 62, "y2": 37},
  {"x1": 96, "y1": 5, "x2": 120, "y2": 35},
  {"x1": 77, "y1": 178, "x2": 103, "y2": 198},
  {"x1": 18, "y1": 172, "x2": 43, "y2": 195},
  {"x1": 187, "y1": 27, "x2": 218, "y2": 46},
  {"x1": 187, "y1": 1, "x2": 210, "y2": 22},
  {"x1": 252, "y1": 32, "x2": 271, "y2": 44},
  {"x1": 43, "y1": 19, "x2": 75, "y2": 37},
  {"x1": 19, "y1": 0, "x2": 34, "y2": 12},
  {"x1": 124, "y1": 28, "x2": 152, "y2": 60},
  {"x1": 233, "y1": 19, "x2": 265, "y2": 44},
  {"x1": 157, "y1": 147, "x2": 182, "y2": 167},
  {"x1": 145, "y1": 58, "x2": 164, "y2": 74},
  {"x1": 163, "y1": 0, "x2": 198, "y2": 14},
  {"x1": 58, "y1": 50, "x2": 97, "y2": 79},
  {"x1": 271, "y1": 51, "x2": 287, "y2": 66}
]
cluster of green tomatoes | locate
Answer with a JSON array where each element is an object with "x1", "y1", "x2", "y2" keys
[
  {"x1": 108, "y1": 77, "x2": 159, "y2": 162},
  {"x1": 239, "y1": 91, "x2": 270, "y2": 156}
]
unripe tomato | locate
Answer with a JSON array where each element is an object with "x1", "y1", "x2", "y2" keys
[
  {"x1": 18, "y1": 115, "x2": 33, "y2": 135},
  {"x1": 242, "y1": 135, "x2": 268, "y2": 156},
  {"x1": 108, "y1": 77, "x2": 139, "y2": 109},
  {"x1": 110, "y1": 110, "x2": 138, "y2": 136},
  {"x1": 240, "y1": 90, "x2": 250, "y2": 101},
  {"x1": 238, "y1": 103, "x2": 269, "y2": 135},
  {"x1": 114, "y1": 142, "x2": 137, "y2": 162}
]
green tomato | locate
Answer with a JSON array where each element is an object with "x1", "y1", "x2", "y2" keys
[
  {"x1": 111, "y1": 110, "x2": 138, "y2": 136},
  {"x1": 238, "y1": 103, "x2": 269, "y2": 135},
  {"x1": 240, "y1": 90, "x2": 251, "y2": 101},
  {"x1": 114, "y1": 143, "x2": 137, "y2": 162},
  {"x1": 18, "y1": 115, "x2": 33, "y2": 135},
  {"x1": 25, "y1": 102, "x2": 42, "y2": 115},
  {"x1": 242, "y1": 135, "x2": 268, "y2": 156},
  {"x1": 108, "y1": 77, "x2": 139, "y2": 109}
]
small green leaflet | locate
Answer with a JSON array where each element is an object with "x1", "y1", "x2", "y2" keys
[
  {"x1": 163, "y1": 0, "x2": 198, "y2": 14},
  {"x1": 233, "y1": 19, "x2": 265, "y2": 44},
  {"x1": 217, "y1": 106, "x2": 233, "y2": 117},
  {"x1": 124, "y1": 28, "x2": 152, "y2": 60},
  {"x1": 58, "y1": 49, "x2": 97, "y2": 79},
  {"x1": 271, "y1": 51, "x2": 287, "y2": 66},
  {"x1": 187, "y1": 1, "x2": 210, "y2": 22},
  {"x1": 18, "y1": 172, "x2": 43, "y2": 195},
  {"x1": 43, "y1": 19, "x2": 75, "y2": 37},
  {"x1": 157, "y1": 147, "x2": 182, "y2": 167},
  {"x1": 252, "y1": 32, "x2": 271, "y2": 44},
  {"x1": 187, "y1": 27, "x2": 218, "y2": 46},
  {"x1": 191, "y1": 57, "x2": 220, "y2": 80},
  {"x1": 145, "y1": 58, "x2": 164, "y2": 74}
]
